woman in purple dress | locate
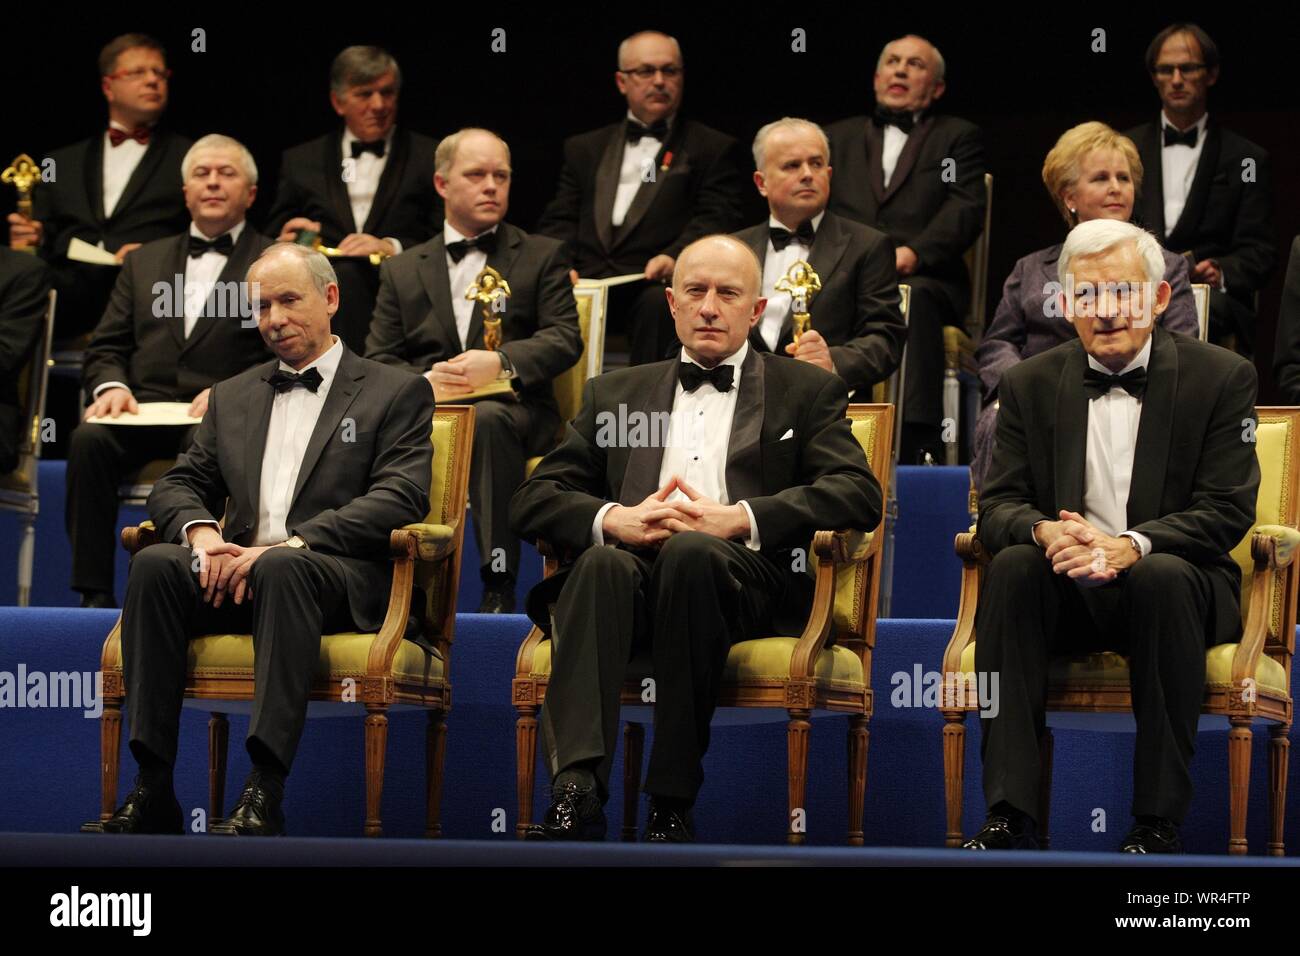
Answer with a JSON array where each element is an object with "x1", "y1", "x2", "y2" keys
[{"x1": 972, "y1": 122, "x2": 1199, "y2": 490}]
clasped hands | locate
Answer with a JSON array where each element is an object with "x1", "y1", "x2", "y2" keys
[
  {"x1": 602, "y1": 476, "x2": 750, "y2": 548},
  {"x1": 187, "y1": 525, "x2": 284, "y2": 607},
  {"x1": 1035, "y1": 509, "x2": 1140, "y2": 587},
  {"x1": 425, "y1": 350, "x2": 505, "y2": 400}
]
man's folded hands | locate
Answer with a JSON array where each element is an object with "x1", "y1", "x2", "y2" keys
[{"x1": 601, "y1": 476, "x2": 750, "y2": 547}]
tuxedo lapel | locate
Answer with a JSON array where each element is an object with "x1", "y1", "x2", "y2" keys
[
  {"x1": 863, "y1": 121, "x2": 885, "y2": 205},
  {"x1": 593, "y1": 124, "x2": 623, "y2": 253},
  {"x1": 417, "y1": 237, "x2": 461, "y2": 354},
  {"x1": 85, "y1": 136, "x2": 107, "y2": 230},
  {"x1": 619, "y1": 361, "x2": 679, "y2": 505},
  {"x1": 806, "y1": 213, "x2": 850, "y2": 328},
  {"x1": 616, "y1": 123, "x2": 684, "y2": 245},
  {"x1": 1137, "y1": 125, "x2": 1166, "y2": 237},
  {"x1": 362, "y1": 127, "x2": 407, "y2": 235},
  {"x1": 724, "y1": 346, "x2": 765, "y2": 504},
  {"x1": 1167, "y1": 125, "x2": 1221, "y2": 248},
  {"x1": 1126, "y1": 330, "x2": 1177, "y2": 526},
  {"x1": 162, "y1": 234, "x2": 188, "y2": 347},
  {"x1": 109, "y1": 129, "x2": 171, "y2": 221},
  {"x1": 1053, "y1": 344, "x2": 1089, "y2": 513},
  {"x1": 323, "y1": 130, "x2": 357, "y2": 234},
  {"x1": 467, "y1": 225, "x2": 523, "y2": 350},
  {"x1": 291, "y1": 350, "x2": 363, "y2": 503},
  {"x1": 244, "y1": 363, "x2": 278, "y2": 518},
  {"x1": 881, "y1": 116, "x2": 935, "y2": 205}
]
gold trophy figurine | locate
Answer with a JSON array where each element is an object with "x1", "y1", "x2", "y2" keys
[
  {"x1": 445, "y1": 265, "x2": 514, "y2": 401},
  {"x1": 2, "y1": 154, "x2": 42, "y2": 255},
  {"x1": 774, "y1": 259, "x2": 822, "y2": 342}
]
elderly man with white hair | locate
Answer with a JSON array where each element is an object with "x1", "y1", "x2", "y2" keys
[
  {"x1": 965, "y1": 218, "x2": 1259, "y2": 853},
  {"x1": 68, "y1": 133, "x2": 275, "y2": 608}
]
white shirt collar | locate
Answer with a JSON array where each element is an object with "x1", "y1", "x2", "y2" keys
[
  {"x1": 188, "y1": 220, "x2": 246, "y2": 244},
  {"x1": 1161, "y1": 111, "x2": 1209, "y2": 137},
  {"x1": 444, "y1": 221, "x2": 500, "y2": 244},
  {"x1": 680, "y1": 339, "x2": 748, "y2": 382},
  {"x1": 767, "y1": 210, "x2": 826, "y2": 234},
  {"x1": 1086, "y1": 335, "x2": 1152, "y2": 376},
  {"x1": 280, "y1": 335, "x2": 344, "y2": 380},
  {"x1": 625, "y1": 110, "x2": 675, "y2": 133}
]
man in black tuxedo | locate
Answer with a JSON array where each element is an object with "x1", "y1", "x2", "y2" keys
[
  {"x1": 1126, "y1": 23, "x2": 1275, "y2": 355},
  {"x1": 7, "y1": 33, "x2": 191, "y2": 337},
  {"x1": 535, "y1": 30, "x2": 746, "y2": 365},
  {"x1": 825, "y1": 34, "x2": 986, "y2": 462},
  {"x1": 88, "y1": 243, "x2": 433, "y2": 836},
  {"x1": 734, "y1": 117, "x2": 905, "y2": 395},
  {"x1": 1272, "y1": 237, "x2": 1300, "y2": 402},
  {"x1": 0, "y1": 249, "x2": 50, "y2": 475},
  {"x1": 367, "y1": 128, "x2": 581, "y2": 612},
  {"x1": 67, "y1": 135, "x2": 273, "y2": 608},
  {"x1": 266, "y1": 46, "x2": 441, "y2": 354},
  {"x1": 966, "y1": 220, "x2": 1258, "y2": 853},
  {"x1": 511, "y1": 235, "x2": 881, "y2": 842}
]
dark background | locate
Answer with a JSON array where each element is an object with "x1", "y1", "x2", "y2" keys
[{"x1": 2, "y1": 8, "x2": 1295, "y2": 396}]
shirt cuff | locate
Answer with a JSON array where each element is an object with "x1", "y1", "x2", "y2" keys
[
  {"x1": 1121, "y1": 531, "x2": 1152, "y2": 558},
  {"x1": 181, "y1": 519, "x2": 220, "y2": 545},
  {"x1": 592, "y1": 502, "x2": 619, "y2": 546},
  {"x1": 384, "y1": 237, "x2": 403, "y2": 255},
  {"x1": 1031, "y1": 519, "x2": 1048, "y2": 547},
  {"x1": 738, "y1": 500, "x2": 760, "y2": 551},
  {"x1": 93, "y1": 381, "x2": 130, "y2": 399}
]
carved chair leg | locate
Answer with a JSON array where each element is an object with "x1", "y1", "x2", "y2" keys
[
  {"x1": 787, "y1": 709, "x2": 812, "y2": 845},
  {"x1": 847, "y1": 714, "x2": 869, "y2": 846},
  {"x1": 1268, "y1": 723, "x2": 1290, "y2": 857},
  {"x1": 208, "y1": 712, "x2": 229, "y2": 825},
  {"x1": 426, "y1": 709, "x2": 447, "y2": 838},
  {"x1": 1227, "y1": 716, "x2": 1252, "y2": 855},
  {"x1": 622, "y1": 721, "x2": 645, "y2": 842},
  {"x1": 515, "y1": 704, "x2": 538, "y2": 839},
  {"x1": 1037, "y1": 728, "x2": 1054, "y2": 850},
  {"x1": 942, "y1": 711, "x2": 966, "y2": 847},
  {"x1": 363, "y1": 705, "x2": 389, "y2": 838},
  {"x1": 99, "y1": 698, "x2": 123, "y2": 820}
]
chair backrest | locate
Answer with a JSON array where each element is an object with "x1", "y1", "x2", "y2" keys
[
  {"x1": 559, "y1": 282, "x2": 610, "y2": 423},
  {"x1": 834, "y1": 404, "x2": 896, "y2": 643},
  {"x1": 415, "y1": 405, "x2": 476, "y2": 647},
  {"x1": 1230, "y1": 408, "x2": 1300, "y2": 663},
  {"x1": 961, "y1": 173, "x2": 993, "y2": 336},
  {"x1": 9, "y1": 290, "x2": 56, "y2": 481},
  {"x1": 1191, "y1": 283, "x2": 1210, "y2": 342}
]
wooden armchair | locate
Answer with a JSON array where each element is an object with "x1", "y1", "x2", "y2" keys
[
  {"x1": 940, "y1": 406, "x2": 1299, "y2": 854},
  {"x1": 513, "y1": 403, "x2": 895, "y2": 844},
  {"x1": 90, "y1": 405, "x2": 475, "y2": 837}
]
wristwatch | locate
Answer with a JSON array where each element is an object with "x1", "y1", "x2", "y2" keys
[
  {"x1": 285, "y1": 535, "x2": 309, "y2": 550},
  {"x1": 496, "y1": 351, "x2": 515, "y2": 381}
]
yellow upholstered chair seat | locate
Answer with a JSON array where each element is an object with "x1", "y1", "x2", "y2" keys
[
  {"x1": 188, "y1": 633, "x2": 444, "y2": 684},
  {"x1": 0, "y1": 470, "x2": 32, "y2": 494}
]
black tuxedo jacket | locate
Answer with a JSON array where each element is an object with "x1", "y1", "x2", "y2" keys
[
  {"x1": 979, "y1": 327, "x2": 1259, "y2": 645},
  {"x1": 0, "y1": 249, "x2": 50, "y2": 473},
  {"x1": 1273, "y1": 237, "x2": 1300, "y2": 403},
  {"x1": 534, "y1": 118, "x2": 746, "y2": 276},
  {"x1": 264, "y1": 127, "x2": 442, "y2": 246},
  {"x1": 510, "y1": 347, "x2": 883, "y2": 634},
  {"x1": 825, "y1": 114, "x2": 986, "y2": 299},
  {"x1": 733, "y1": 211, "x2": 905, "y2": 393},
  {"x1": 32, "y1": 128, "x2": 193, "y2": 260},
  {"x1": 1127, "y1": 120, "x2": 1275, "y2": 302},
  {"x1": 147, "y1": 347, "x2": 434, "y2": 633},
  {"x1": 81, "y1": 227, "x2": 275, "y2": 401},
  {"x1": 365, "y1": 222, "x2": 582, "y2": 414}
]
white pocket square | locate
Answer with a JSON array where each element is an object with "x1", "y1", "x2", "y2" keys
[{"x1": 779, "y1": 428, "x2": 794, "y2": 440}]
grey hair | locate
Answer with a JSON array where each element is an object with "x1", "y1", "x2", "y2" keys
[
  {"x1": 181, "y1": 134, "x2": 258, "y2": 184},
  {"x1": 247, "y1": 243, "x2": 339, "y2": 297},
  {"x1": 877, "y1": 35, "x2": 946, "y2": 83},
  {"x1": 617, "y1": 30, "x2": 683, "y2": 69},
  {"x1": 434, "y1": 128, "x2": 511, "y2": 177},
  {"x1": 1057, "y1": 219, "x2": 1165, "y2": 287},
  {"x1": 330, "y1": 45, "x2": 401, "y2": 95},
  {"x1": 752, "y1": 117, "x2": 829, "y2": 170}
]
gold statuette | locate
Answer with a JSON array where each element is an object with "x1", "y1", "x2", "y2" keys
[
  {"x1": 2, "y1": 154, "x2": 41, "y2": 254},
  {"x1": 466, "y1": 265, "x2": 512, "y2": 352},
  {"x1": 774, "y1": 259, "x2": 822, "y2": 342},
  {"x1": 299, "y1": 231, "x2": 390, "y2": 266}
]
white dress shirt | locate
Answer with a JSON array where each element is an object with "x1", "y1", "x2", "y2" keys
[
  {"x1": 340, "y1": 128, "x2": 401, "y2": 254},
  {"x1": 592, "y1": 342, "x2": 760, "y2": 549},
  {"x1": 1081, "y1": 338, "x2": 1153, "y2": 558},
  {"x1": 443, "y1": 221, "x2": 499, "y2": 352},
  {"x1": 1160, "y1": 111, "x2": 1209, "y2": 237},
  {"x1": 612, "y1": 112, "x2": 671, "y2": 227},
  {"x1": 759, "y1": 212, "x2": 825, "y2": 351},
  {"x1": 102, "y1": 121, "x2": 150, "y2": 220}
]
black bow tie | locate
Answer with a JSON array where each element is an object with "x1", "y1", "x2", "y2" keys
[
  {"x1": 678, "y1": 361, "x2": 734, "y2": 393},
  {"x1": 188, "y1": 233, "x2": 234, "y2": 258},
  {"x1": 626, "y1": 119, "x2": 669, "y2": 143},
  {"x1": 1083, "y1": 365, "x2": 1147, "y2": 399},
  {"x1": 770, "y1": 221, "x2": 816, "y2": 251},
  {"x1": 351, "y1": 139, "x2": 386, "y2": 159},
  {"x1": 267, "y1": 367, "x2": 324, "y2": 394},
  {"x1": 1163, "y1": 124, "x2": 1198, "y2": 148},
  {"x1": 446, "y1": 230, "x2": 498, "y2": 263},
  {"x1": 872, "y1": 105, "x2": 916, "y2": 134}
]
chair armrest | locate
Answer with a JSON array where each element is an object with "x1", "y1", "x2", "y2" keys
[
  {"x1": 390, "y1": 522, "x2": 457, "y2": 562},
  {"x1": 121, "y1": 522, "x2": 158, "y2": 555},
  {"x1": 1231, "y1": 525, "x2": 1300, "y2": 692},
  {"x1": 1253, "y1": 525, "x2": 1300, "y2": 570},
  {"x1": 812, "y1": 528, "x2": 875, "y2": 564}
]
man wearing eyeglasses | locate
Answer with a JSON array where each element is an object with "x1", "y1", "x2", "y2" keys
[
  {"x1": 1126, "y1": 23, "x2": 1275, "y2": 355},
  {"x1": 6, "y1": 33, "x2": 191, "y2": 338},
  {"x1": 536, "y1": 30, "x2": 746, "y2": 366}
]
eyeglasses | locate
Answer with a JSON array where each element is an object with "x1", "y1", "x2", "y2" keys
[
  {"x1": 106, "y1": 67, "x2": 172, "y2": 82},
  {"x1": 1153, "y1": 63, "x2": 1206, "y2": 78},
  {"x1": 619, "y1": 65, "x2": 683, "y2": 81}
]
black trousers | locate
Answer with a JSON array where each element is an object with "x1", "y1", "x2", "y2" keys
[
  {"x1": 468, "y1": 398, "x2": 560, "y2": 581},
  {"x1": 542, "y1": 531, "x2": 787, "y2": 802},
  {"x1": 65, "y1": 422, "x2": 198, "y2": 595},
  {"x1": 974, "y1": 544, "x2": 1215, "y2": 824},
  {"x1": 898, "y1": 275, "x2": 966, "y2": 463},
  {"x1": 122, "y1": 543, "x2": 356, "y2": 772},
  {"x1": 606, "y1": 279, "x2": 679, "y2": 365}
]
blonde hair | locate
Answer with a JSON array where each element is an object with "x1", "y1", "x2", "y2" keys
[
  {"x1": 1041, "y1": 121, "x2": 1143, "y2": 226},
  {"x1": 434, "y1": 128, "x2": 511, "y2": 177}
]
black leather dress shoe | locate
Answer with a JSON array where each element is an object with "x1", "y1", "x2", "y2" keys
[
  {"x1": 83, "y1": 778, "x2": 183, "y2": 834},
  {"x1": 644, "y1": 802, "x2": 694, "y2": 843},
  {"x1": 477, "y1": 585, "x2": 516, "y2": 613},
  {"x1": 79, "y1": 590, "x2": 118, "y2": 609},
  {"x1": 961, "y1": 815, "x2": 1039, "y2": 850},
  {"x1": 524, "y1": 782, "x2": 606, "y2": 841},
  {"x1": 210, "y1": 782, "x2": 285, "y2": 836},
  {"x1": 1120, "y1": 818, "x2": 1182, "y2": 853}
]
